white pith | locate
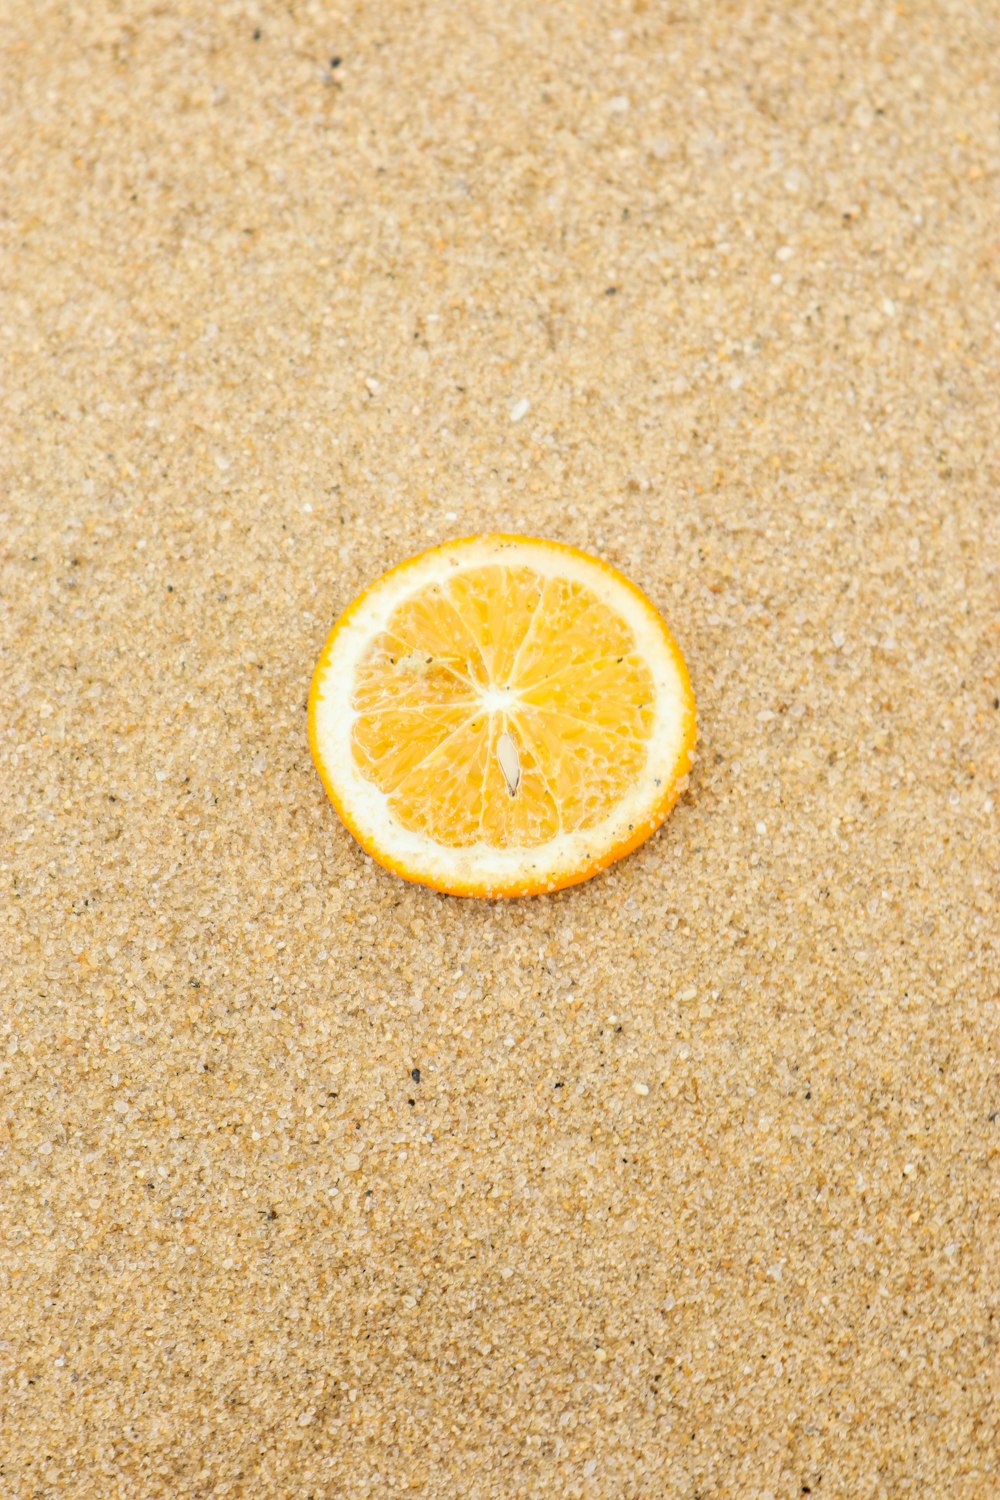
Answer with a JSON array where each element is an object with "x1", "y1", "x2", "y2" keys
[
  {"x1": 311, "y1": 537, "x2": 693, "y2": 895},
  {"x1": 482, "y1": 685, "x2": 520, "y2": 713}
]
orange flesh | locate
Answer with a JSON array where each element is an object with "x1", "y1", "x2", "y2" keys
[{"x1": 350, "y1": 564, "x2": 655, "y2": 849}]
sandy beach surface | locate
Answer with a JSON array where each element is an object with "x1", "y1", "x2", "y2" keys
[{"x1": 3, "y1": 1, "x2": 998, "y2": 1495}]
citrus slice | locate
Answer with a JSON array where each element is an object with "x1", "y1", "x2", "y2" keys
[{"x1": 308, "y1": 535, "x2": 696, "y2": 897}]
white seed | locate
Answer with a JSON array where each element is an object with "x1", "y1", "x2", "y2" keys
[{"x1": 497, "y1": 731, "x2": 521, "y2": 797}]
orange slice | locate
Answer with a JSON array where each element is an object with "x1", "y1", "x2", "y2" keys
[{"x1": 308, "y1": 535, "x2": 696, "y2": 897}]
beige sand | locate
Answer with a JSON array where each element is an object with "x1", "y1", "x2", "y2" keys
[{"x1": 2, "y1": 1, "x2": 998, "y2": 1495}]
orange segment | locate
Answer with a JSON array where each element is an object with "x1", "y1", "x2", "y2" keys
[
  {"x1": 308, "y1": 535, "x2": 696, "y2": 897},
  {"x1": 446, "y1": 565, "x2": 545, "y2": 682},
  {"x1": 381, "y1": 588, "x2": 488, "y2": 688},
  {"x1": 512, "y1": 574, "x2": 636, "y2": 687},
  {"x1": 387, "y1": 712, "x2": 491, "y2": 845},
  {"x1": 351, "y1": 705, "x2": 474, "y2": 793},
  {"x1": 513, "y1": 704, "x2": 648, "y2": 834},
  {"x1": 353, "y1": 632, "x2": 478, "y2": 714}
]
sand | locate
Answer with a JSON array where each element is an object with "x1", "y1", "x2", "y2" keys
[{"x1": 2, "y1": 1, "x2": 998, "y2": 1495}]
